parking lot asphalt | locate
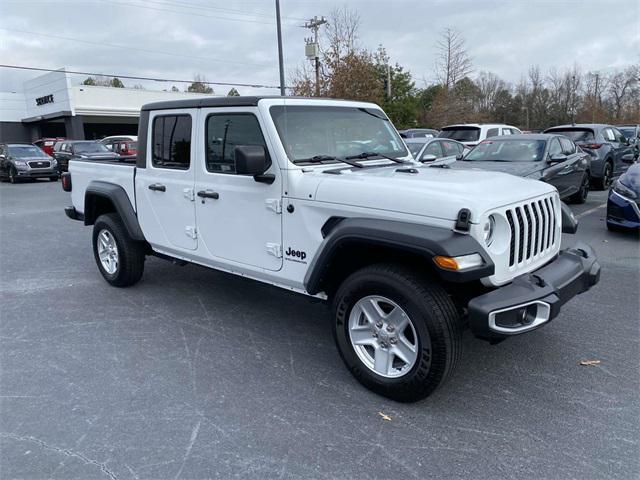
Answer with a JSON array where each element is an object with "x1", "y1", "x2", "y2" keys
[{"x1": 1, "y1": 180, "x2": 638, "y2": 480}]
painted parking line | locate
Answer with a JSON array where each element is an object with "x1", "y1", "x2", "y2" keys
[{"x1": 576, "y1": 203, "x2": 607, "y2": 219}]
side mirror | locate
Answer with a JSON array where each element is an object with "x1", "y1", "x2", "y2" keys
[
  {"x1": 621, "y1": 153, "x2": 635, "y2": 164},
  {"x1": 455, "y1": 153, "x2": 464, "y2": 161},
  {"x1": 234, "y1": 145, "x2": 273, "y2": 184},
  {"x1": 420, "y1": 154, "x2": 437, "y2": 163},
  {"x1": 549, "y1": 153, "x2": 567, "y2": 163}
]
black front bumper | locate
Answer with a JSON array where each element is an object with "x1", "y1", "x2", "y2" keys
[
  {"x1": 16, "y1": 169, "x2": 58, "y2": 179},
  {"x1": 468, "y1": 242, "x2": 600, "y2": 340}
]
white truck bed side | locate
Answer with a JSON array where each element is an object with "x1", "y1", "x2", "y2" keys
[{"x1": 69, "y1": 160, "x2": 137, "y2": 214}]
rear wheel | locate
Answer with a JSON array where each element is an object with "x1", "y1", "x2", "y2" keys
[
  {"x1": 92, "y1": 213, "x2": 145, "y2": 287},
  {"x1": 568, "y1": 172, "x2": 590, "y2": 204},
  {"x1": 332, "y1": 263, "x2": 461, "y2": 402},
  {"x1": 594, "y1": 162, "x2": 612, "y2": 190}
]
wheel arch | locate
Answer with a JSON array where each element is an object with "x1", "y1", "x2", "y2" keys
[
  {"x1": 304, "y1": 217, "x2": 494, "y2": 296},
  {"x1": 84, "y1": 181, "x2": 145, "y2": 241}
]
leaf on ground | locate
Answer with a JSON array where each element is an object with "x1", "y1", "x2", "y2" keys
[
  {"x1": 580, "y1": 360, "x2": 601, "y2": 366},
  {"x1": 378, "y1": 412, "x2": 392, "y2": 421}
]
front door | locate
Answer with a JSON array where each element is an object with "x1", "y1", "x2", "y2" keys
[
  {"x1": 195, "y1": 109, "x2": 282, "y2": 271},
  {"x1": 136, "y1": 111, "x2": 197, "y2": 251}
]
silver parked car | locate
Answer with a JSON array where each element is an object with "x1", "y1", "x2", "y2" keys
[{"x1": 405, "y1": 137, "x2": 469, "y2": 164}]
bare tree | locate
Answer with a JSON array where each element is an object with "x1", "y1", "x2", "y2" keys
[
  {"x1": 435, "y1": 28, "x2": 472, "y2": 91},
  {"x1": 475, "y1": 71, "x2": 506, "y2": 112},
  {"x1": 608, "y1": 67, "x2": 637, "y2": 120},
  {"x1": 186, "y1": 74, "x2": 213, "y2": 94}
]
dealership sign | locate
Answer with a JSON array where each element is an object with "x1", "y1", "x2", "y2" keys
[{"x1": 35, "y1": 94, "x2": 54, "y2": 106}]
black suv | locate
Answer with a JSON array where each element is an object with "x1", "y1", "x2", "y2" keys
[
  {"x1": 0, "y1": 143, "x2": 59, "y2": 183},
  {"x1": 52, "y1": 140, "x2": 120, "y2": 172}
]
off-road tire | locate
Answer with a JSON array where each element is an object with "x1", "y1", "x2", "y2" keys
[
  {"x1": 332, "y1": 263, "x2": 461, "y2": 402},
  {"x1": 92, "y1": 213, "x2": 145, "y2": 287}
]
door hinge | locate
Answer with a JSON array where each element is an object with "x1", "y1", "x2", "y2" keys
[
  {"x1": 185, "y1": 226, "x2": 197, "y2": 239},
  {"x1": 183, "y1": 188, "x2": 195, "y2": 201},
  {"x1": 266, "y1": 243, "x2": 282, "y2": 258},
  {"x1": 265, "y1": 198, "x2": 282, "y2": 214}
]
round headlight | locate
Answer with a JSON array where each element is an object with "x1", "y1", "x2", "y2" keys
[{"x1": 482, "y1": 215, "x2": 496, "y2": 246}]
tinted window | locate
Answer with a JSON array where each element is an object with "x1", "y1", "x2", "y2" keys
[
  {"x1": 439, "y1": 127, "x2": 480, "y2": 142},
  {"x1": 422, "y1": 141, "x2": 443, "y2": 159},
  {"x1": 205, "y1": 114, "x2": 266, "y2": 173},
  {"x1": 441, "y1": 140, "x2": 462, "y2": 156},
  {"x1": 611, "y1": 128, "x2": 625, "y2": 143},
  {"x1": 617, "y1": 127, "x2": 637, "y2": 139},
  {"x1": 602, "y1": 128, "x2": 615, "y2": 141},
  {"x1": 546, "y1": 129, "x2": 594, "y2": 143},
  {"x1": 152, "y1": 115, "x2": 192, "y2": 170},
  {"x1": 486, "y1": 128, "x2": 499, "y2": 138},
  {"x1": 559, "y1": 137, "x2": 575, "y2": 154},
  {"x1": 465, "y1": 139, "x2": 547, "y2": 162},
  {"x1": 510, "y1": 128, "x2": 521, "y2": 135}
]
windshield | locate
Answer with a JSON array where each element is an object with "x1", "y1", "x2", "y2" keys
[
  {"x1": 74, "y1": 142, "x2": 110, "y2": 154},
  {"x1": 464, "y1": 139, "x2": 547, "y2": 162},
  {"x1": 269, "y1": 105, "x2": 408, "y2": 163},
  {"x1": 546, "y1": 129, "x2": 594, "y2": 143},
  {"x1": 406, "y1": 142, "x2": 425, "y2": 157},
  {"x1": 439, "y1": 127, "x2": 480, "y2": 142},
  {"x1": 8, "y1": 145, "x2": 49, "y2": 158}
]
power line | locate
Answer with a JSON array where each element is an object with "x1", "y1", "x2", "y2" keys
[
  {"x1": 100, "y1": 0, "x2": 299, "y2": 26},
  {"x1": 0, "y1": 28, "x2": 270, "y2": 67},
  {"x1": 0, "y1": 65, "x2": 281, "y2": 89},
  {"x1": 131, "y1": 0, "x2": 307, "y2": 21}
]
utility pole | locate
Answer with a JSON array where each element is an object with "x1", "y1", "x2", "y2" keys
[
  {"x1": 275, "y1": 0, "x2": 285, "y2": 96},
  {"x1": 571, "y1": 74, "x2": 576, "y2": 125},
  {"x1": 303, "y1": 16, "x2": 327, "y2": 96},
  {"x1": 386, "y1": 63, "x2": 392, "y2": 98},
  {"x1": 592, "y1": 73, "x2": 599, "y2": 123}
]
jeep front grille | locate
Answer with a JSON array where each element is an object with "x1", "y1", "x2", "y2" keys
[{"x1": 505, "y1": 197, "x2": 557, "y2": 267}]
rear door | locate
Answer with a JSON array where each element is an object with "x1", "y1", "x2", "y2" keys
[
  {"x1": 195, "y1": 108, "x2": 282, "y2": 271},
  {"x1": 136, "y1": 111, "x2": 197, "y2": 251},
  {"x1": 558, "y1": 136, "x2": 585, "y2": 196},
  {"x1": 610, "y1": 127, "x2": 633, "y2": 174}
]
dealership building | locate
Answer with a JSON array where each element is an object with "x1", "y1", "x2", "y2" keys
[{"x1": 0, "y1": 69, "x2": 214, "y2": 143}]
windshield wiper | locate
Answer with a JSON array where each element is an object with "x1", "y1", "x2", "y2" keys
[
  {"x1": 295, "y1": 154, "x2": 364, "y2": 168},
  {"x1": 345, "y1": 151, "x2": 407, "y2": 164}
]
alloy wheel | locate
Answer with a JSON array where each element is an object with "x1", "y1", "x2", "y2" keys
[
  {"x1": 97, "y1": 229, "x2": 119, "y2": 275},
  {"x1": 348, "y1": 295, "x2": 418, "y2": 378}
]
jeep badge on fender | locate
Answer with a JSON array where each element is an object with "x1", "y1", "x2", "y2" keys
[{"x1": 63, "y1": 96, "x2": 600, "y2": 403}]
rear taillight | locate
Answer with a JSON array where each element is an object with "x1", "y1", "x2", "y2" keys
[
  {"x1": 61, "y1": 172, "x2": 72, "y2": 192},
  {"x1": 581, "y1": 143, "x2": 603, "y2": 149}
]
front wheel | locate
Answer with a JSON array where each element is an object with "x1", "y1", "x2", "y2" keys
[
  {"x1": 568, "y1": 172, "x2": 590, "y2": 204},
  {"x1": 8, "y1": 167, "x2": 18, "y2": 184},
  {"x1": 92, "y1": 213, "x2": 145, "y2": 287},
  {"x1": 332, "y1": 263, "x2": 461, "y2": 402}
]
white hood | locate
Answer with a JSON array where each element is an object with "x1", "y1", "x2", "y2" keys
[{"x1": 299, "y1": 164, "x2": 556, "y2": 223}]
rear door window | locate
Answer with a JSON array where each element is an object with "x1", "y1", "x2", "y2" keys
[
  {"x1": 548, "y1": 138, "x2": 563, "y2": 157},
  {"x1": 501, "y1": 128, "x2": 512, "y2": 136},
  {"x1": 602, "y1": 128, "x2": 616, "y2": 141},
  {"x1": 152, "y1": 115, "x2": 192, "y2": 170},
  {"x1": 486, "y1": 128, "x2": 499, "y2": 138},
  {"x1": 422, "y1": 141, "x2": 443, "y2": 159}
]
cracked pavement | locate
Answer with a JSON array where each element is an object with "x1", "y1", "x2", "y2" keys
[{"x1": 1, "y1": 181, "x2": 638, "y2": 479}]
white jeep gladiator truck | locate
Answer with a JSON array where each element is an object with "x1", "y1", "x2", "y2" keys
[{"x1": 63, "y1": 97, "x2": 600, "y2": 402}]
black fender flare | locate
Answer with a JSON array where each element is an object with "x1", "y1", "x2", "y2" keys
[
  {"x1": 304, "y1": 217, "x2": 494, "y2": 295},
  {"x1": 84, "y1": 181, "x2": 145, "y2": 241}
]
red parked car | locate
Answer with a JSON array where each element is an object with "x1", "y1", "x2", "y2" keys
[{"x1": 34, "y1": 138, "x2": 66, "y2": 157}]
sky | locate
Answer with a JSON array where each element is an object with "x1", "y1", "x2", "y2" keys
[{"x1": 0, "y1": 0, "x2": 638, "y2": 96}]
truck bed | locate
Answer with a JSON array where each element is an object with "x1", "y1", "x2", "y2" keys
[{"x1": 69, "y1": 160, "x2": 137, "y2": 215}]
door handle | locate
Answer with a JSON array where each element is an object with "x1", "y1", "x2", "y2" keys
[
  {"x1": 148, "y1": 183, "x2": 166, "y2": 192},
  {"x1": 197, "y1": 190, "x2": 219, "y2": 200}
]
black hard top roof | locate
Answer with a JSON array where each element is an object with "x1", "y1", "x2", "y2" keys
[{"x1": 140, "y1": 95, "x2": 361, "y2": 111}]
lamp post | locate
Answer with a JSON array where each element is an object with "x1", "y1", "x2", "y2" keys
[{"x1": 275, "y1": 0, "x2": 285, "y2": 96}]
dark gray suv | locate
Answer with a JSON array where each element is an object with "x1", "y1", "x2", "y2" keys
[
  {"x1": 0, "y1": 143, "x2": 59, "y2": 183},
  {"x1": 544, "y1": 124, "x2": 635, "y2": 189}
]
